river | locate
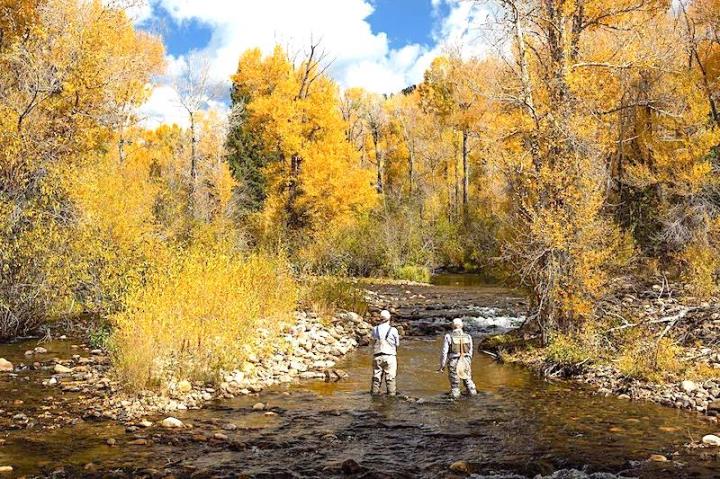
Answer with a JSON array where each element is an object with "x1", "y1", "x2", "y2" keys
[{"x1": 1, "y1": 277, "x2": 718, "y2": 478}]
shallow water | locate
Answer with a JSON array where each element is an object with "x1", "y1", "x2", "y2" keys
[{"x1": 1, "y1": 284, "x2": 720, "y2": 478}]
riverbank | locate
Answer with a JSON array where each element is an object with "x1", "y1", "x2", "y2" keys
[
  {"x1": 483, "y1": 281, "x2": 720, "y2": 425},
  {"x1": 0, "y1": 310, "x2": 372, "y2": 429}
]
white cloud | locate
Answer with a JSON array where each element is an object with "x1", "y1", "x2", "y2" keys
[
  {"x1": 139, "y1": 0, "x2": 494, "y2": 126},
  {"x1": 138, "y1": 85, "x2": 188, "y2": 128}
]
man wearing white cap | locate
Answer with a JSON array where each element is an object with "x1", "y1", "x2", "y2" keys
[
  {"x1": 371, "y1": 309, "x2": 400, "y2": 396},
  {"x1": 438, "y1": 318, "x2": 477, "y2": 399}
]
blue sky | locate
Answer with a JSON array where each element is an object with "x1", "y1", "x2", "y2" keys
[
  {"x1": 144, "y1": 0, "x2": 453, "y2": 57},
  {"x1": 133, "y1": 0, "x2": 491, "y2": 126}
]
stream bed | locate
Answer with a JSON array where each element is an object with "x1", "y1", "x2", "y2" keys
[{"x1": 1, "y1": 279, "x2": 720, "y2": 478}]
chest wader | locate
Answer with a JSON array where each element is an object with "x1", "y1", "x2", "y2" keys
[
  {"x1": 451, "y1": 332, "x2": 472, "y2": 381},
  {"x1": 371, "y1": 326, "x2": 397, "y2": 395}
]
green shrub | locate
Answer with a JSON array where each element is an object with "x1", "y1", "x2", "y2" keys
[
  {"x1": 545, "y1": 333, "x2": 593, "y2": 366},
  {"x1": 302, "y1": 277, "x2": 368, "y2": 317},
  {"x1": 88, "y1": 321, "x2": 113, "y2": 350},
  {"x1": 392, "y1": 265, "x2": 431, "y2": 283}
]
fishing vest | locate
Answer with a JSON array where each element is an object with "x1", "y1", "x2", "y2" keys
[
  {"x1": 450, "y1": 330, "x2": 471, "y2": 356},
  {"x1": 373, "y1": 324, "x2": 396, "y2": 356}
]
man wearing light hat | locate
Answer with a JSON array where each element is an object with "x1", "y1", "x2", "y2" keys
[
  {"x1": 438, "y1": 318, "x2": 477, "y2": 399},
  {"x1": 370, "y1": 309, "x2": 400, "y2": 396}
]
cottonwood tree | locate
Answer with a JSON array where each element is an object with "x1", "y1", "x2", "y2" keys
[
  {"x1": 476, "y1": 0, "x2": 671, "y2": 341},
  {"x1": 0, "y1": 0, "x2": 163, "y2": 337},
  {"x1": 174, "y1": 52, "x2": 222, "y2": 193}
]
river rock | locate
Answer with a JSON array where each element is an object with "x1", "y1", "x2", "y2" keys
[
  {"x1": 648, "y1": 454, "x2": 668, "y2": 462},
  {"x1": 449, "y1": 460, "x2": 471, "y2": 473},
  {"x1": 106, "y1": 438, "x2": 117, "y2": 446},
  {"x1": 341, "y1": 459, "x2": 363, "y2": 474},
  {"x1": 681, "y1": 380, "x2": 699, "y2": 394},
  {"x1": 0, "y1": 359, "x2": 13, "y2": 372},
  {"x1": 0, "y1": 466, "x2": 13, "y2": 474},
  {"x1": 702, "y1": 434, "x2": 720, "y2": 446},
  {"x1": 34, "y1": 346, "x2": 47, "y2": 354},
  {"x1": 54, "y1": 364, "x2": 73, "y2": 374},
  {"x1": 161, "y1": 417, "x2": 184, "y2": 428},
  {"x1": 252, "y1": 402, "x2": 265, "y2": 410}
]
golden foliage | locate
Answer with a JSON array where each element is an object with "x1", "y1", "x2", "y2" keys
[{"x1": 111, "y1": 233, "x2": 297, "y2": 390}]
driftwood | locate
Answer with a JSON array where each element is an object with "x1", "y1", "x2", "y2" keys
[{"x1": 606, "y1": 307, "x2": 698, "y2": 333}]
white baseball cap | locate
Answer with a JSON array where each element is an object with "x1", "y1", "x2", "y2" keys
[
  {"x1": 380, "y1": 310, "x2": 391, "y2": 321},
  {"x1": 452, "y1": 318, "x2": 463, "y2": 329}
]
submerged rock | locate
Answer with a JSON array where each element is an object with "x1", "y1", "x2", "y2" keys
[
  {"x1": 702, "y1": 434, "x2": 720, "y2": 446},
  {"x1": 161, "y1": 417, "x2": 183, "y2": 428},
  {"x1": 54, "y1": 364, "x2": 72, "y2": 374},
  {"x1": 450, "y1": 460, "x2": 472, "y2": 473},
  {"x1": 648, "y1": 454, "x2": 668, "y2": 462},
  {"x1": 0, "y1": 466, "x2": 13, "y2": 474},
  {"x1": 341, "y1": 459, "x2": 363, "y2": 474}
]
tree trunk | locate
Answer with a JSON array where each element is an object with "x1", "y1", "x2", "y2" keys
[
  {"x1": 512, "y1": 3, "x2": 541, "y2": 170},
  {"x1": 373, "y1": 131, "x2": 383, "y2": 193},
  {"x1": 453, "y1": 136, "x2": 460, "y2": 217},
  {"x1": 462, "y1": 128, "x2": 469, "y2": 215},
  {"x1": 190, "y1": 113, "x2": 198, "y2": 185},
  {"x1": 408, "y1": 139, "x2": 415, "y2": 196}
]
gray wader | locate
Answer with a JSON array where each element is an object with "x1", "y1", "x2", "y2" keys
[
  {"x1": 448, "y1": 331, "x2": 477, "y2": 399},
  {"x1": 371, "y1": 326, "x2": 397, "y2": 395}
]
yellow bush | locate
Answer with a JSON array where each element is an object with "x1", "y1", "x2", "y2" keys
[
  {"x1": 617, "y1": 337, "x2": 681, "y2": 382},
  {"x1": 679, "y1": 241, "x2": 720, "y2": 298},
  {"x1": 545, "y1": 332, "x2": 595, "y2": 366},
  {"x1": 110, "y1": 233, "x2": 297, "y2": 390},
  {"x1": 301, "y1": 276, "x2": 368, "y2": 319},
  {"x1": 392, "y1": 265, "x2": 431, "y2": 283}
]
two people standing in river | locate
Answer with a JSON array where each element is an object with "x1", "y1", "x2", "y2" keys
[{"x1": 370, "y1": 311, "x2": 477, "y2": 399}]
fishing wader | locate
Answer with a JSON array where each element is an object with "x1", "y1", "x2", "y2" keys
[
  {"x1": 448, "y1": 331, "x2": 476, "y2": 399},
  {"x1": 371, "y1": 326, "x2": 397, "y2": 395}
]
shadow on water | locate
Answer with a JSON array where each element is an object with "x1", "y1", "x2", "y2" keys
[{"x1": 1, "y1": 282, "x2": 719, "y2": 477}]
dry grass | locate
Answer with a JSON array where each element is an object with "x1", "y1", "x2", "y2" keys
[{"x1": 301, "y1": 276, "x2": 368, "y2": 319}]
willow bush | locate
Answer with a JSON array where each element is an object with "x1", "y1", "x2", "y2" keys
[{"x1": 111, "y1": 237, "x2": 297, "y2": 391}]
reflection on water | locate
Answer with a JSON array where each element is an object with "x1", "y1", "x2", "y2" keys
[{"x1": 431, "y1": 273, "x2": 500, "y2": 287}]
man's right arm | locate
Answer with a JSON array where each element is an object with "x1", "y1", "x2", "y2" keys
[{"x1": 439, "y1": 335, "x2": 450, "y2": 370}]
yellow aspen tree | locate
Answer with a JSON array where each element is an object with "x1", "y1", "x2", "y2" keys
[{"x1": 230, "y1": 45, "x2": 376, "y2": 248}]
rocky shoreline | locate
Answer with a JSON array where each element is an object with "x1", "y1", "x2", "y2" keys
[
  {"x1": 486, "y1": 282, "x2": 720, "y2": 446},
  {"x1": 0, "y1": 310, "x2": 373, "y2": 429}
]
